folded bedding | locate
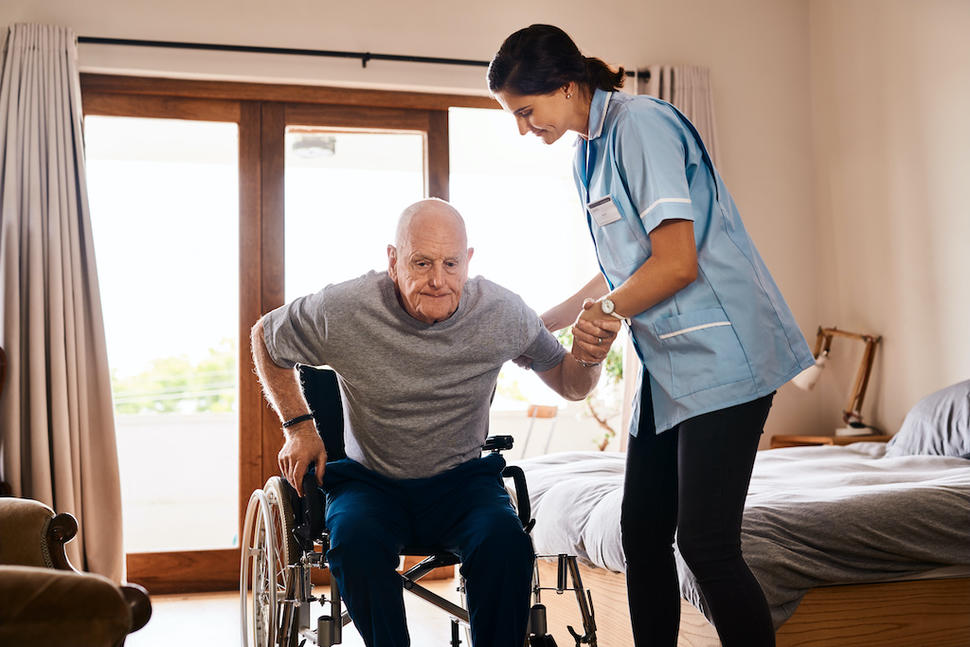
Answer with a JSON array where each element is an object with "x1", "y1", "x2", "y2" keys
[{"x1": 513, "y1": 443, "x2": 970, "y2": 628}]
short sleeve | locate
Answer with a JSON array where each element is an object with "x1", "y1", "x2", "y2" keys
[
  {"x1": 521, "y1": 321, "x2": 567, "y2": 372},
  {"x1": 612, "y1": 104, "x2": 694, "y2": 234},
  {"x1": 261, "y1": 289, "x2": 330, "y2": 368}
]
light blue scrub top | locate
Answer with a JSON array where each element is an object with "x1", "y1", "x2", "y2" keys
[{"x1": 575, "y1": 89, "x2": 815, "y2": 435}]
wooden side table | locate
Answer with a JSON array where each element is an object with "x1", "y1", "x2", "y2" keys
[{"x1": 769, "y1": 434, "x2": 894, "y2": 449}]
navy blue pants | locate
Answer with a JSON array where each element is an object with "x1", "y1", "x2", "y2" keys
[
  {"x1": 622, "y1": 375, "x2": 776, "y2": 647},
  {"x1": 321, "y1": 453, "x2": 534, "y2": 647}
]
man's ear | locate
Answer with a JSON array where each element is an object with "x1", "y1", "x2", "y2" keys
[
  {"x1": 387, "y1": 244, "x2": 398, "y2": 279},
  {"x1": 466, "y1": 247, "x2": 474, "y2": 263}
]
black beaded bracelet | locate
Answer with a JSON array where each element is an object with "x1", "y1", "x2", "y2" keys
[{"x1": 281, "y1": 413, "x2": 314, "y2": 428}]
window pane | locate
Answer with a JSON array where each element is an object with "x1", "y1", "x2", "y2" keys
[
  {"x1": 86, "y1": 116, "x2": 239, "y2": 552},
  {"x1": 284, "y1": 129, "x2": 425, "y2": 301}
]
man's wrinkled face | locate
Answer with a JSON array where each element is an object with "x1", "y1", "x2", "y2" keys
[{"x1": 388, "y1": 211, "x2": 474, "y2": 325}]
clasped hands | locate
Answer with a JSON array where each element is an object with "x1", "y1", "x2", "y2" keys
[{"x1": 570, "y1": 298, "x2": 622, "y2": 365}]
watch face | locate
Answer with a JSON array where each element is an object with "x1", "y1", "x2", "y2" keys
[{"x1": 601, "y1": 298, "x2": 615, "y2": 314}]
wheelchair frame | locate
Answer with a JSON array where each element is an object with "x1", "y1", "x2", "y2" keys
[
  {"x1": 240, "y1": 436, "x2": 598, "y2": 647},
  {"x1": 241, "y1": 366, "x2": 597, "y2": 647}
]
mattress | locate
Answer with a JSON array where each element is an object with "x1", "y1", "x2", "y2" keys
[{"x1": 513, "y1": 443, "x2": 970, "y2": 627}]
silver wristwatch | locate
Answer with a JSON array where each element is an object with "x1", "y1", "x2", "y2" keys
[{"x1": 600, "y1": 297, "x2": 627, "y2": 321}]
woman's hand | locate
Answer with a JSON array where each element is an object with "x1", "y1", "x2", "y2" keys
[{"x1": 571, "y1": 299, "x2": 621, "y2": 363}]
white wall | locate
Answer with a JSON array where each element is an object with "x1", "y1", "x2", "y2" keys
[
  {"x1": 1, "y1": 0, "x2": 822, "y2": 439},
  {"x1": 809, "y1": 0, "x2": 970, "y2": 434}
]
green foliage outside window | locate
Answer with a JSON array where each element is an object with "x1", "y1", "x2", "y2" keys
[{"x1": 111, "y1": 338, "x2": 236, "y2": 414}]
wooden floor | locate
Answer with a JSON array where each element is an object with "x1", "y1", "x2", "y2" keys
[{"x1": 126, "y1": 578, "x2": 465, "y2": 647}]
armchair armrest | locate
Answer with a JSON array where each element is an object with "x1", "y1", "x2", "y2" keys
[
  {"x1": 46, "y1": 511, "x2": 80, "y2": 572},
  {"x1": 0, "y1": 565, "x2": 134, "y2": 646},
  {"x1": 121, "y1": 582, "x2": 153, "y2": 632}
]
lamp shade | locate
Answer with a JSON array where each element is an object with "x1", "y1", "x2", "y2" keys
[{"x1": 791, "y1": 353, "x2": 828, "y2": 391}]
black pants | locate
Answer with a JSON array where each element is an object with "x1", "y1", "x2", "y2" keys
[{"x1": 621, "y1": 376, "x2": 776, "y2": 647}]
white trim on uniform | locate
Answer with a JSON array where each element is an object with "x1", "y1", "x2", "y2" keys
[
  {"x1": 658, "y1": 321, "x2": 731, "y2": 340},
  {"x1": 640, "y1": 197, "x2": 692, "y2": 219}
]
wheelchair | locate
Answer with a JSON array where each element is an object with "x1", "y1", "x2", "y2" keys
[{"x1": 241, "y1": 365, "x2": 598, "y2": 647}]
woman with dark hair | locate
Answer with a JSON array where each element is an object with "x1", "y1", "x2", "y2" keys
[{"x1": 488, "y1": 24, "x2": 814, "y2": 647}]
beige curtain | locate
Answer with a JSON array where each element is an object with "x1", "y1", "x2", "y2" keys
[
  {"x1": 0, "y1": 24, "x2": 123, "y2": 581},
  {"x1": 638, "y1": 64, "x2": 720, "y2": 167},
  {"x1": 619, "y1": 64, "x2": 722, "y2": 448}
]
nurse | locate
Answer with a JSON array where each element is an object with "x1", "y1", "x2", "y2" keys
[{"x1": 488, "y1": 25, "x2": 815, "y2": 647}]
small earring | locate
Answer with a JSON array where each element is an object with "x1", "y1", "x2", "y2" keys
[{"x1": 566, "y1": 93, "x2": 572, "y2": 99}]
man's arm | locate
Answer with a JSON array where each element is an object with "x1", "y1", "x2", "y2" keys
[
  {"x1": 251, "y1": 318, "x2": 327, "y2": 497},
  {"x1": 534, "y1": 316, "x2": 622, "y2": 400}
]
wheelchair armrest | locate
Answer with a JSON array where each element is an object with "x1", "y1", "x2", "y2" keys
[
  {"x1": 483, "y1": 435, "x2": 514, "y2": 453},
  {"x1": 502, "y1": 465, "x2": 531, "y2": 529}
]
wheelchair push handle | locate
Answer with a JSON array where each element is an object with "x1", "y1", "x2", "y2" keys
[{"x1": 483, "y1": 434, "x2": 514, "y2": 453}]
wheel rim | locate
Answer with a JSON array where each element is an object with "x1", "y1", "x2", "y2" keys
[
  {"x1": 240, "y1": 491, "x2": 259, "y2": 647},
  {"x1": 253, "y1": 509, "x2": 274, "y2": 645},
  {"x1": 240, "y1": 490, "x2": 277, "y2": 646}
]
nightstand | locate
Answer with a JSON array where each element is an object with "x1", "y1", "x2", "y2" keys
[{"x1": 769, "y1": 434, "x2": 894, "y2": 449}]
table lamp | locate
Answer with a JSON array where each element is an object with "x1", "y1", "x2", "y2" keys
[{"x1": 792, "y1": 326, "x2": 882, "y2": 434}]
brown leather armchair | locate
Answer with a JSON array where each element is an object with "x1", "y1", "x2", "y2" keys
[
  {"x1": 0, "y1": 497, "x2": 152, "y2": 646},
  {"x1": 0, "y1": 344, "x2": 151, "y2": 645}
]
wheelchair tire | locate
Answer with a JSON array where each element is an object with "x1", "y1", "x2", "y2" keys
[{"x1": 241, "y1": 487, "x2": 290, "y2": 647}]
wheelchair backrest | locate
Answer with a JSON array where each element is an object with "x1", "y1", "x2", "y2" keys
[{"x1": 298, "y1": 364, "x2": 347, "y2": 462}]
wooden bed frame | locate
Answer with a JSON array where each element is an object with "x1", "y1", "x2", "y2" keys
[{"x1": 536, "y1": 559, "x2": 970, "y2": 646}]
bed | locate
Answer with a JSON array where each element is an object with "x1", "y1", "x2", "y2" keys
[{"x1": 516, "y1": 381, "x2": 970, "y2": 646}]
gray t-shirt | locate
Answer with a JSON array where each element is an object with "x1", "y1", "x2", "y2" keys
[{"x1": 262, "y1": 271, "x2": 566, "y2": 479}]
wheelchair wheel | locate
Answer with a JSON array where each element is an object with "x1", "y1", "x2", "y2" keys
[{"x1": 241, "y1": 482, "x2": 296, "y2": 647}]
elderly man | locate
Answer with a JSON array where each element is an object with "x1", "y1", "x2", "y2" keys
[{"x1": 251, "y1": 198, "x2": 618, "y2": 647}]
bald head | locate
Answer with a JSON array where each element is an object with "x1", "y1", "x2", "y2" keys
[
  {"x1": 395, "y1": 198, "x2": 468, "y2": 250},
  {"x1": 388, "y1": 199, "x2": 474, "y2": 325}
]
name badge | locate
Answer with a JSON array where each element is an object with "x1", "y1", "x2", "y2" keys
[{"x1": 587, "y1": 196, "x2": 622, "y2": 226}]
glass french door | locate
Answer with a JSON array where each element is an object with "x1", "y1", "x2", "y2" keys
[
  {"x1": 81, "y1": 80, "x2": 449, "y2": 592},
  {"x1": 86, "y1": 115, "x2": 241, "y2": 556}
]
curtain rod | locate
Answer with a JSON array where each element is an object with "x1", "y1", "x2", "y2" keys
[{"x1": 77, "y1": 36, "x2": 639, "y2": 77}]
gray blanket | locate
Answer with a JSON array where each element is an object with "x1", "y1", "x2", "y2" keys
[{"x1": 514, "y1": 443, "x2": 970, "y2": 627}]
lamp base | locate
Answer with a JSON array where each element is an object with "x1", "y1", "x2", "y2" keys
[{"x1": 835, "y1": 426, "x2": 877, "y2": 437}]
